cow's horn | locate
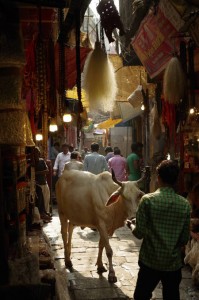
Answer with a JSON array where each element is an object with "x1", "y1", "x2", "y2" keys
[
  {"x1": 136, "y1": 175, "x2": 145, "y2": 184},
  {"x1": 111, "y1": 168, "x2": 122, "y2": 187},
  {"x1": 137, "y1": 166, "x2": 150, "y2": 184}
]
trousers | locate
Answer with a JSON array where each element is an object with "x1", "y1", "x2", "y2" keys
[
  {"x1": 36, "y1": 184, "x2": 50, "y2": 214},
  {"x1": 134, "y1": 261, "x2": 182, "y2": 300}
]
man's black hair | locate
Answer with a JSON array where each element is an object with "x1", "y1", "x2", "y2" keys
[
  {"x1": 62, "y1": 143, "x2": 69, "y2": 148},
  {"x1": 71, "y1": 151, "x2": 79, "y2": 160},
  {"x1": 156, "y1": 160, "x2": 179, "y2": 185},
  {"x1": 114, "y1": 148, "x2": 121, "y2": 155},
  {"x1": 105, "y1": 146, "x2": 113, "y2": 153},
  {"x1": 91, "y1": 142, "x2": 99, "y2": 152}
]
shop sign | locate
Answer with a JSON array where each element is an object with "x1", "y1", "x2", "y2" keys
[{"x1": 132, "y1": 0, "x2": 185, "y2": 78}]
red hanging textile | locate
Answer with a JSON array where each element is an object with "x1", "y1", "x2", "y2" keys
[
  {"x1": 22, "y1": 38, "x2": 37, "y2": 99},
  {"x1": 161, "y1": 97, "x2": 177, "y2": 152},
  {"x1": 21, "y1": 38, "x2": 38, "y2": 135},
  {"x1": 46, "y1": 39, "x2": 57, "y2": 117},
  {"x1": 54, "y1": 43, "x2": 91, "y2": 91}
]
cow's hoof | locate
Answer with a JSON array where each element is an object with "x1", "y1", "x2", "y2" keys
[
  {"x1": 108, "y1": 274, "x2": 117, "y2": 283},
  {"x1": 97, "y1": 266, "x2": 107, "y2": 274},
  {"x1": 65, "y1": 261, "x2": 73, "y2": 269}
]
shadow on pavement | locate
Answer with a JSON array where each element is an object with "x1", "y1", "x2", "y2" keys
[{"x1": 67, "y1": 267, "x2": 131, "y2": 300}]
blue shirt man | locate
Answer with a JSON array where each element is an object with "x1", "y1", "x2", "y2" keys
[{"x1": 83, "y1": 142, "x2": 108, "y2": 175}]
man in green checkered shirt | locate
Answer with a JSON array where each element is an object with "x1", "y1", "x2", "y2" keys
[{"x1": 127, "y1": 160, "x2": 191, "y2": 300}]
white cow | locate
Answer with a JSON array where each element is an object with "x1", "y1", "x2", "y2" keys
[{"x1": 56, "y1": 169, "x2": 145, "y2": 283}]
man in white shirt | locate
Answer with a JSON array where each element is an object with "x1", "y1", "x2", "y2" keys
[
  {"x1": 53, "y1": 143, "x2": 71, "y2": 177},
  {"x1": 83, "y1": 142, "x2": 108, "y2": 175}
]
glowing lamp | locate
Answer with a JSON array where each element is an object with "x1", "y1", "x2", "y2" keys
[
  {"x1": 167, "y1": 153, "x2": 171, "y2": 160},
  {"x1": 63, "y1": 113, "x2": 72, "y2": 123},
  {"x1": 49, "y1": 118, "x2": 58, "y2": 132},
  {"x1": 35, "y1": 133, "x2": 43, "y2": 141},
  {"x1": 49, "y1": 124, "x2": 58, "y2": 132}
]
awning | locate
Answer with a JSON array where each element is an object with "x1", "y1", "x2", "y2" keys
[
  {"x1": 97, "y1": 118, "x2": 122, "y2": 129},
  {"x1": 93, "y1": 129, "x2": 106, "y2": 135},
  {"x1": 67, "y1": 87, "x2": 89, "y2": 111}
]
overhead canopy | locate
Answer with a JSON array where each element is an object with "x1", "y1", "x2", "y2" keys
[
  {"x1": 109, "y1": 55, "x2": 155, "y2": 101},
  {"x1": 97, "y1": 118, "x2": 122, "y2": 129},
  {"x1": 66, "y1": 87, "x2": 89, "y2": 111}
]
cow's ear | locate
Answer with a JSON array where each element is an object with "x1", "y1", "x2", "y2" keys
[{"x1": 106, "y1": 191, "x2": 120, "y2": 206}]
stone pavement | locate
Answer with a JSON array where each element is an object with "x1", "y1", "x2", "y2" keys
[{"x1": 42, "y1": 206, "x2": 199, "y2": 300}]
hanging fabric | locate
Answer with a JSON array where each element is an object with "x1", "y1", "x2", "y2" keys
[
  {"x1": 75, "y1": 8, "x2": 83, "y2": 113},
  {"x1": 35, "y1": 7, "x2": 48, "y2": 158},
  {"x1": 58, "y1": 7, "x2": 65, "y2": 117},
  {"x1": 75, "y1": 8, "x2": 83, "y2": 146},
  {"x1": 96, "y1": 0, "x2": 125, "y2": 43},
  {"x1": 163, "y1": 56, "x2": 187, "y2": 104},
  {"x1": 47, "y1": 38, "x2": 57, "y2": 119},
  {"x1": 188, "y1": 40, "x2": 196, "y2": 109},
  {"x1": 161, "y1": 97, "x2": 177, "y2": 157}
]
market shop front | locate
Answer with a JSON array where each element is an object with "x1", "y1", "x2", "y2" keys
[{"x1": 0, "y1": 0, "x2": 199, "y2": 297}]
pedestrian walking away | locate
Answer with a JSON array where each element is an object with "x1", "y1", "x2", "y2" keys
[
  {"x1": 127, "y1": 143, "x2": 142, "y2": 181},
  {"x1": 104, "y1": 146, "x2": 114, "y2": 162},
  {"x1": 127, "y1": 160, "x2": 191, "y2": 300},
  {"x1": 81, "y1": 146, "x2": 91, "y2": 161},
  {"x1": 83, "y1": 142, "x2": 108, "y2": 175},
  {"x1": 50, "y1": 142, "x2": 60, "y2": 161},
  {"x1": 108, "y1": 147, "x2": 127, "y2": 181},
  {"x1": 64, "y1": 151, "x2": 83, "y2": 171}
]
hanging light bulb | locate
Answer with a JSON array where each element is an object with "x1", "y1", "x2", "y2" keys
[
  {"x1": 49, "y1": 118, "x2": 58, "y2": 132},
  {"x1": 63, "y1": 113, "x2": 72, "y2": 123},
  {"x1": 49, "y1": 123, "x2": 58, "y2": 132},
  {"x1": 141, "y1": 103, "x2": 145, "y2": 111},
  {"x1": 189, "y1": 107, "x2": 195, "y2": 114},
  {"x1": 167, "y1": 153, "x2": 171, "y2": 160},
  {"x1": 35, "y1": 133, "x2": 43, "y2": 141}
]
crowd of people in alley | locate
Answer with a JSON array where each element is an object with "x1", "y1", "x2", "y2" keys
[
  {"x1": 51, "y1": 141, "x2": 144, "y2": 181},
  {"x1": 29, "y1": 141, "x2": 199, "y2": 300}
]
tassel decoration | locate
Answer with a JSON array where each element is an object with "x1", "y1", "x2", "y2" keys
[
  {"x1": 163, "y1": 56, "x2": 186, "y2": 104},
  {"x1": 82, "y1": 41, "x2": 117, "y2": 112}
]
